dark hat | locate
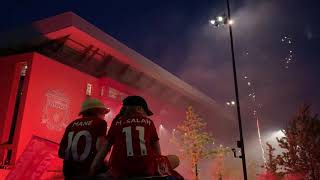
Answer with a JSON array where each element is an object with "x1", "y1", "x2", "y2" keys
[{"x1": 123, "y1": 96, "x2": 153, "y2": 116}]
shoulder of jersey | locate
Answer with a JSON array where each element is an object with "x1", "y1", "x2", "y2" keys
[
  {"x1": 66, "y1": 118, "x2": 82, "y2": 127},
  {"x1": 91, "y1": 117, "x2": 107, "y2": 125}
]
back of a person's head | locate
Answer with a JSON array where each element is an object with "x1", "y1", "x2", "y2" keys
[
  {"x1": 122, "y1": 96, "x2": 153, "y2": 116},
  {"x1": 81, "y1": 108, "x2": 107, "y2": 117},
  {"x1": 79, "y1": 98, "x2": 110, "y2": 117},
  {"x1": 124, "y1": 106, "x2": 147, "y2": 117}
]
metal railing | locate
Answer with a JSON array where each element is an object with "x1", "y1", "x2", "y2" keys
[{"x1": 0, "y1": 143, "x2": 14, "y2": 169}]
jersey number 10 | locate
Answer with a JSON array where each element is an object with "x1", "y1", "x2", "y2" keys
[
  {"x1": 65, "y1": 130, "x2": 92, "y2": 161},
  {"x1": 123, "y1": 126, "x2": 147, "y2": 156}
]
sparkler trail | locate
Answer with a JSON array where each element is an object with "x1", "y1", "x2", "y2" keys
[
  {"x1": 243, "y1": 74, "x2": 266, "y2": 164},
  {"x1": 257, "y1": 116, "x2": 266, "y2": 165}
]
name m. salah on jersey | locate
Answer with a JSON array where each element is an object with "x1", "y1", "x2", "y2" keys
[{"x1": 114, "y1": 118, "x2": 151, "y2": 126}]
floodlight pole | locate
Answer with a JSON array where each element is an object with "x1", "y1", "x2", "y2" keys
[{"x1": 226, "y1": 0, "x2": 248, "y2": 179}]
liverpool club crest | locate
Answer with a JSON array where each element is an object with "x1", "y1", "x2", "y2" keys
[{"x1": 41, "y1": 90, "x2": 70, "y2": 131}]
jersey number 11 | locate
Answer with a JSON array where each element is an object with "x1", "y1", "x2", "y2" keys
[{"x1": 123, "y1": 126, "x2": 147, "y2": 156}]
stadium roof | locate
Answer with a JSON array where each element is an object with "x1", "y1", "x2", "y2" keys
[{"x1": 0, "y1": 12, "x2": 221, "y2": 112}]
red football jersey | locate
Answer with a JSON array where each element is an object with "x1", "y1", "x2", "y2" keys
[
  {"x1": 107, "y1": 112, "x2": 159, "y2": 177},
  {"x1": 58, "y1": 117, "x2": 107, "y2": 176}
]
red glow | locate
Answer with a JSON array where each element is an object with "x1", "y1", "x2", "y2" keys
[{"x1": 0, "y1": 52, "x2": 185, "y2": 179}]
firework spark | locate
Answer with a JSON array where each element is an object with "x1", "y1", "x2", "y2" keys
[
  {"x1": 243, "y1": 74, "x2": 266, "y2": 163},
  {"x1": 281, "y1": 35, "x2": 295, "y2": 69}
]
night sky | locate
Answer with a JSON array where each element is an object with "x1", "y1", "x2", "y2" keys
[{"x1": 1, "y1": 0, "x2": 320, "y2": 163}]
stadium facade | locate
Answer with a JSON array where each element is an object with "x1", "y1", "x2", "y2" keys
[{"x1": 0, "y1": 12, "x2": 227, "y2": 178}]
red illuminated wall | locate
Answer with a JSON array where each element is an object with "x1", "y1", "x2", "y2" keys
[
  {"x1": 0, "y1": 52, "x2": 186, "y2": 178},
  {"x1": 14, "y1": 53, "x2": 100, "y2": 160},
  {"x1": 0, "y1": 53, "x2": 33, "y2": 163},
  {"x1": 98, "y1": 77, "x2": 136, "y2": 122}
]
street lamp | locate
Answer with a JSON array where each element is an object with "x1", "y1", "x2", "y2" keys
[
  {"x1": 268, "y1": 129, "x2": 285, "y2": 141},
  {"x1": 226, "y1": 100, "x2": 235, "y2": 106},
  {"x1": 209, "y1": 0, "x2": 248, "y2": 179},
  {"x1": 209, "y1": 15, "x2": 233, "y2": 27},
  {"x1": 217, "y1": 16, "x2": 224, "y2": 22}
]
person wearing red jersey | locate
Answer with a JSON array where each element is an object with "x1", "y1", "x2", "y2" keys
[
  {"x1": 58, "y1": 98, "x2": 110, "y2": 179},
  {"x1": 90, "y1": 96, "x2": 161, "y2": 178}
]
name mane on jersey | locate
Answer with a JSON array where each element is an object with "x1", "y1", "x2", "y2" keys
[
  {"x1": 115, "y1": 118, "x2": 151, "y2": 126},
  {"x1": 72, "y1": 120, "x2": 93, "y2": 127}
]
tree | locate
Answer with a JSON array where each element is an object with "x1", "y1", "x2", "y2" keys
[
  {"x1": 262, "y1": 142, "x2": 283, "y2": 179},
  {"x1": 277, "y1": 105, "x2": 320, "y2": 179},
  {"x1": 210, "y1": 145, "x2": 230, "y2": 179},
  {"x1": 171, "y1": 106, "x2": 229, "y2": 180}
]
